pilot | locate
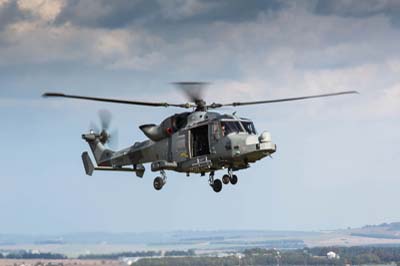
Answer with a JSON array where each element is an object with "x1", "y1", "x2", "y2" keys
[
  {"x1": 171, "y1": 117, "x2": 177, "y2": 131},
  {"x1": 221, "y1": 124, "x2": 226, "y2": 136}
]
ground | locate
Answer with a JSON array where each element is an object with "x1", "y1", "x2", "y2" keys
[{"x1": 0, "y1": 260, "x2": 121, "y2": 266}]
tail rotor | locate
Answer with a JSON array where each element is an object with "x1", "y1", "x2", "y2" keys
[{"x1": 89, "y1": 109, "x2": 118, "y2": 149}]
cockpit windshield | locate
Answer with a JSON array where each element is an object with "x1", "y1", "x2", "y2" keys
[
  {"x1": 221, "y1": 121, "x2": 244, "y2": 136},
  {"x1": 241, "y1": 121, "x2": 257, "y2": 135}
]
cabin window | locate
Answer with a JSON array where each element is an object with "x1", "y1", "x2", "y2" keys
[
  {"x1": 221, "y1": 121, "x2": 244, "y2": 136},
  {"x1": 242, "y1": 121, "x2": 257, "y2": 134},
  {"x1": 190, "y1": 125, "x2": 210, "y2": 157},
  {"x1": 212, "y1": 121, "x2": 221, "y2": 140}
]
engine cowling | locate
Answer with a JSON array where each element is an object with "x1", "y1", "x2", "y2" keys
[{"x1": 139, "y1": 124, "x2": 169, "y2": 141}]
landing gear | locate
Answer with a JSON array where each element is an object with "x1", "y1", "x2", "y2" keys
[
  {"x1": 207, "y1": 169, "x2": 239, "y2": 192},
  {"x1": 212, "y1": 179, "x2": 222, "y2": 193},
  {"x1": 153, "y1": 177, "x2": 164, "y2": 190},
  {"x1": 230, "y1": 174, "x2": 238, "y2": 185},
  {"x1": 209, "y1": 171, "x2": 222, "y2": 193},
  {"x1": 153, "y1": 170, "x2": 167, "y2": 191},
  {"x1": 222, "y1": 174, "x2": 230, "y2": 185}
]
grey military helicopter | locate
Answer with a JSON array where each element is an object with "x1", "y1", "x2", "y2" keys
[{"x1": 43, "y1": 83, "x2": 357, "y2": 192}]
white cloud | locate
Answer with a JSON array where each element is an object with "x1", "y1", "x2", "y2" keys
[
  {"x1": 0, "y1": 21, "x2": 164, "y2": 70},
  {"x1": 94, "y1": 30, "x2": 130, "y2": 57},
  {"x1": 0, "y1": 0, "x2": 10, "y2": 7},
  {"x1": 17, "y1": 0, "x2": 65, "y2": 22},
  {"x1": 158, "y1": 0, "x2": 216, "y2": 20},
  {"x1": 374, "y1": 83, "x2": 400, "y2": 117}
]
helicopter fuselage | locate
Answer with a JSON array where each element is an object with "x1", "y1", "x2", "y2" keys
[{"x1": 108, "y1": 111, "x2": 276, "y2": 175}]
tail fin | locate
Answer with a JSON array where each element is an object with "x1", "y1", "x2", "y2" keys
[
  {"x1": 82, "y1": 132, "x2": 114, "y2": 166},
  {"x1": 82, "y1": 151, "x2": 94, "y2": 175}
]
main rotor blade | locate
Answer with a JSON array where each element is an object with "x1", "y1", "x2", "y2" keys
[
  {"x1": 208, "y1": 90, "x2": 358, "y2": 108},
  {"x1": 42, "y1": 92, "x2": 194, "y2": 108},
  {"x1": 173, "y1": 82, "x2": 208, "y2": 102}
]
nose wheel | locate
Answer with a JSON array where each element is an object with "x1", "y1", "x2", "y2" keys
[
  {"x1": 153, "y1": 170, "x2": 167, "y2": 191},
  {"x1": 222, "y1": 174, "x2": 230, "y2": 184},
  {"x1": 209, "y1": 172, "x2": 222, "y2": 193},
  {"x1": 225, "y1": 169, "x2": 238, "y2": 185}
]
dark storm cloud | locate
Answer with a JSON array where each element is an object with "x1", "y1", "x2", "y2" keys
[
  {"x1": 314, "y1": 0, "x2": 400, "y2": 19},
  {"x1": 314, "y1": 0, "x2": 400, "y2": 27},
  {"x1": 54, "y1": 0, "x2": 285, "y2": 29},
  {"x1": 55, "y1": 0, "x2": 158, "y2": 28},
  {"x1": 0, "y1": 1, "x2": 29, "y2": 31},
  {"x1": 189, "y1": 0, "x2": 284, "y2": 22}
]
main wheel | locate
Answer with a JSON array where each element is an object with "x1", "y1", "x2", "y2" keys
[
  {"x1": 153, "y1": 177, "x2": 164, "y2": 190},
  {"x1": 212, "y1": 179, "x2": 222, "y2": 193},
  {"x1": 222, "y1": 174, "x2": 230, "y2": 185},
  {"x1": 230, "y1": 174, "x2": 238, "y2": 185}
]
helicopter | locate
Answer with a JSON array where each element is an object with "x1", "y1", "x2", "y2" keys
[{"x1": 43, "y1": 83, "x2": 357, "y2": 193}]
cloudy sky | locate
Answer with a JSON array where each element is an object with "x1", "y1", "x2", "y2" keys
[{"x1": 1, "y1": 0, "x2": 400, "y2": 234}]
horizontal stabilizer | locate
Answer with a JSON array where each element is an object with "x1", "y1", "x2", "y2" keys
[
  {"x1": 94, "y1": 167, "x2": 135, "y2": 172},
  {"x1": 94, "y1": 164, "x2": 145, "y2": 178},
  {"x1": 82, "y1": 151, "x2": 94, "y2": 176}
]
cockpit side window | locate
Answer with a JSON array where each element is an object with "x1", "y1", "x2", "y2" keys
[
  {"x1": 242, "y1": 121, "x2": 257, "y2": 135},
  {"x1": 221, "y1": 121, "x2": 244, "y2": 136},
  {"x1": 168, "y1": 112, "x2": 190, "y2": 132}
]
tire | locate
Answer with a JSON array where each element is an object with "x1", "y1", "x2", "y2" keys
[
  {"x1": 222, "y1": 174, "x2": 230, "y2": 185},
  {"x1": 230, "y1": 174, "x2": 238, "y2": 185},
  {"x1": 212, "y1": 179, "x2": 222, "y2": 193},
  {"x1": 153, "y1": 177, "x2": 164, "y2": 190}
]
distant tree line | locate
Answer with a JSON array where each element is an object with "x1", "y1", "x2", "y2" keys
[
  {"x1": 77, "y1": 251, "x2": 161, "y2": 260},
  {"x1": 3, "y1": 246, "x2": 400, "y2": 265},
  {"x1": 0, "y1": 252, "x2": 66, "y2": 260},
  {"x1": 308, "y1": 246, "x2": 400, "y2": 265},
  {"x1": 77, "y1": 249, "x2": 196, "y2": 260},
  {"x1": 164, "y1": 250, "x2": 195, "y2": 257}
]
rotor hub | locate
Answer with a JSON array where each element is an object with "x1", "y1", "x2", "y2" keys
[{"x1": 99, "y1": 130, "x2": 109, "y2": 144}]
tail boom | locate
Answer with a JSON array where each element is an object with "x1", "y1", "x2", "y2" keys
[
  {"x1": 82, "y1": 132, "x2": 114, "y2": 166},
  {"x1": 81, "y1": 132, "x2": 145, "y2": 177}
]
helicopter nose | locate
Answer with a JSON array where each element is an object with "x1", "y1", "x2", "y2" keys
[
  {"x1": 226, "y1": 131, "x2": 276, "y2": 162},
  {"x1": 259, "y1": 131, "x2": 272, "y2": 143},
  {"x1": 258, "y1": 130, "x2": 276, "y2": 154},
  {"x1": 245, "y1": 135, "x2": 259, "y2": 145}
]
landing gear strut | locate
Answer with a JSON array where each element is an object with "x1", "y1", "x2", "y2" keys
[
  {"x1": 228, "y1": 168, "x2": 238, "y2": 185},
  {"x1": 153, "y1": 170, "x2": 167, "y2": 191},
  {"x1": 209, "y1": 171, "x2": 222, "y2": 193}
]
